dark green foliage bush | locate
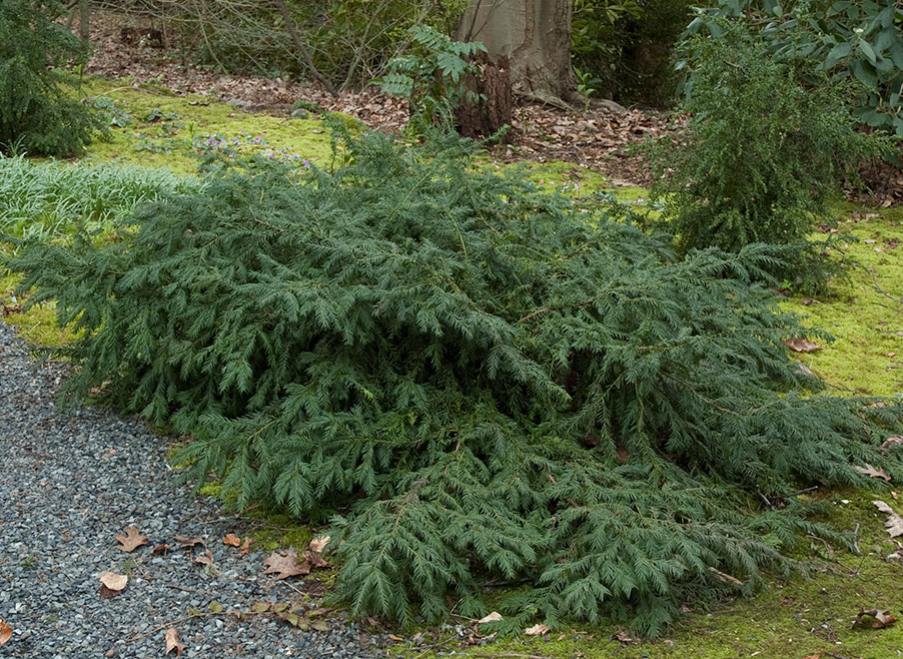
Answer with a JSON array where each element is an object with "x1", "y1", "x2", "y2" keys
[
  {"x1": 7, "y1": 131, "x2": 903, "y2": 636},
  {"x1": 695, "y1": 0, "x2": 903, "y2": 135},
  {"x1": 0, "y1": 0, "x2": 105, "y2": 156},
  {"x1": 571, "y1": 0, "x2": 695, "y2": 107},
  {"x1": 650, "y1": 20, "x2": 885, "y2": 263}
]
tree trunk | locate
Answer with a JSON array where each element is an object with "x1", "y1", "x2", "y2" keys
[
  {"x1": 79, "y1": 0, "x2": 90, "y2": 42},
  {"x1": 457, "y1": 0, "x2": 579, "y2": 106},
  {"x1": 455, "y1": 53, "x2": 514, "y2": 142}
]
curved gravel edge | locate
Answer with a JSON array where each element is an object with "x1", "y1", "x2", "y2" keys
[{"x1": 0, "y1": 322, "x2": 389, "y2": 659}]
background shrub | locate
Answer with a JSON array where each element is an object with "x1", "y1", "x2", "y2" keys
[
  {"x1": 650, "y1": 19, "x2": 885, "y2": 272},
  {"x1": 6, "y1": 131, "x2": 903, "y2": 635},
  {"x1": 0, "y1": 0, "x2": 105, "y2": 156},
  {"x1": 571, "y1": 0, "x2": 697, "y2": 107},
  {"x1": 694, "y1": 0, "x2": 903, "y2": 135}
]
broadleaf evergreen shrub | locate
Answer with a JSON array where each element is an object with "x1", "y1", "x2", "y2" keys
[
  {"x1": 650, "y1": 19, "x2": 886, "y2": 285},
  {"x1": 691, "y1": 0, "x2": 903, "y2": 135},
  {"x1": 0, "y1": 0, "x2": 106, "y2": 156},
  {"x1": 6, "y1": 130, "x2": 903, "y2": 636}
]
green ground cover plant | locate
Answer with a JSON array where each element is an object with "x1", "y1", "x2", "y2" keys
[
  {"x1": 0, "y1": 154, "x2": 200, "y2": 240},
  {"x1": 5, "y1": 128, "x2": 903, "y2": 637}
]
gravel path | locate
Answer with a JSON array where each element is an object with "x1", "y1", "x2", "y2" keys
[{"x1": 0, "y1": 322, "x2": 389, "y2": 658}]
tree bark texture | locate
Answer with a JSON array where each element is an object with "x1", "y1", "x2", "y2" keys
[
  {"x1": 457, "y1": 0, "x2": 578, "y2": 104},
  {"x1": 455, "y1": 53, "x2": 514, "y2": 142}
]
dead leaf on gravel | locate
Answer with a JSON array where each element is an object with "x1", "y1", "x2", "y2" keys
[
  {"x1": 873, "y1": 500, "x2": 903, "y2": 537},
  {"x1": 240, "y1": 537, "x2": 253, "y2": 556},
  {"x1": 852, "y1": 607, "x2": 897, "y2": 630},
  {"x1": 0, "y1": 618, "x2": 12, "y2": 646},
  {"x1": 194, "y1": 549, "x2": 215, "y2": 565},
  {"x1": 223, "y1": 533, "x2": 241, "y2": 547},
  {"x1": 525, "y1": 623, "x2": 550, "y2": 636},
  {"x1": 855, "y1": 464, "x2": 892, "y2": 481},
  {"x1": 783, "y1": 337, "x2": 822, "y2": 353},
  {"x1": 151, "y1": 544, "x2": 170, "y2": 555},
  {"x1": 174, "y1": 535, "x2": 204, "y2": 548},
  {"x1": 477, "y1": 612, "x2": 503, "y2": 624},
  {"x1": 262, "y1": 548, "x2": 310, "y2": 580},
  {"x1": 98, "y1": 571, "x2": 127, "y2": 597},
  {"x1": 165, "y1": 627, "x2": 186, "y2": 656},
  {"x1": 115, "y1": 525, "x2": 148, "y2": 552}
]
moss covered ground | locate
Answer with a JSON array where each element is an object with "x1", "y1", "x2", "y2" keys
[{"x1": 2, "y1": 84, "x2": 902, "y2": 659}]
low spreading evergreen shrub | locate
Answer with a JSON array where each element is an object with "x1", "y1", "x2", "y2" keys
[
  {"x1": 6, "y1": 131, "x2": 903, "y2": 636},
  {"x1": 0, "y1": 0, "x2": 105, "y2": 156}
]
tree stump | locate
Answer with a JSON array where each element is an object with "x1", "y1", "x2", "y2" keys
[{"x1": 455, "y1": 53, "x2": 514, "y2": 143}]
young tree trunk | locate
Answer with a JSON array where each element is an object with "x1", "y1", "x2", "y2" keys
[
  {"x1": 79, "y1": 0, "x2": 90, "y2": 42},
  {"x1": 457, "y1": 0, "x2": 579, "y2": 106}
]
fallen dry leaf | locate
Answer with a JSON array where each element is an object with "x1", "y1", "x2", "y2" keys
[
  {"x1": 612, "y1": 629, "x2": 634, "y2": 643},
  {"x1": 0, "y1": 618, "x2": 11, "y2": 646},
  {"x1": 783, "y1": 337, "x2": 822, "y2": 353},
  {"x1": 307, "y1": 549, "x2": 329, "y2": 569},
  {"x1": 852, "y1": 607, "x2": 897, "y2": 630},
  {"x1": 477, "y1": 611, "x2": 503, "y2": 624},
  {"x1": 309, "y1": 536, "x2": 330, "y2": 554},
  {"x1": 115, "y1": 526, "x2": 148, "y2": 553},
  {"x1": 223, "y1": 533, "x2": 241, "y2": 547},
  {"x1": 855, "y1": 464, "x2": 892, "y2": 482},
  {"x1": 873, "y1": 500, "x2": 903, "y2": 537},
  {"x1": 882, "y1": 436, "x2": 903, "y2": 451},
  {"x1": 525, "y1": 623, "x2": 550, "y2": 636},
  {"x1": 174, "y1": 535, "x2": 204, "y2": 548},
  {"x1": 194, "y1": 550, "x2": 215, "y2": 565},
  {"x1": 388, "y1": 634, "x2": 405, "y2": 642},
  {"x1": 165, "y1": 627, "x2": 186, "y2": 656},
  {"x1": 263, "y1": 548, "x2": 310, "y2": 580},
  {"x1": 151, "y1": 544, "x2": 170, "y2": 555},
  {"x1": 98, "y1": 571, "x2": 127, "y2": 598},
  {"x1": 240, "y1": 537, "x2": 253, "y2": 556}
]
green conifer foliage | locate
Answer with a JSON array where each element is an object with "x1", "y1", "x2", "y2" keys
[
  {"x1": 0, "y1": 0, "x2": 105, "y2": 156},
  {"x1": 6, "y1": 132, "x2": 903, "y2": 636}
]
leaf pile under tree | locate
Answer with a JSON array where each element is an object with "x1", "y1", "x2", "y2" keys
[{"x1": 6, "y1": 130, "x2": 903, "y2": 637}]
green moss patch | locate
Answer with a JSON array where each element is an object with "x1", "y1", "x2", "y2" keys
[
  {"x1": 79, "y1": 78, "x2": 335, "y2": 173},
  {"x1": 782, "y1": 206, "x2": 903, "y2": 396}
]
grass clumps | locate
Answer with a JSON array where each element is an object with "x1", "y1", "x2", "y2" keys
[
  {"x1": 5, "y1": 130, "x2": 903, "y2": 637},
  {"x1": 0, "y1": 155, "x2": 200, "y2": 240}
]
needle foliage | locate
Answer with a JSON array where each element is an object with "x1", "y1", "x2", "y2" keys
[
  {"x1": 0, "y1": 0, "x2": 105, "y2": 156},
  {"x1": 6, "y1": 131, "x2": 903, "y2": 636}
]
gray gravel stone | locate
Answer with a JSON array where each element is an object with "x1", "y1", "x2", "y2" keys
[{"x1": 0, "y1": 322, "x2": 389, "y2": 658}]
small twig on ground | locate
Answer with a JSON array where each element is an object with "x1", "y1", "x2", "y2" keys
[
  {"x1": 166, "y1": 584, "x2": 196, "y2": 593},
  {"x1": 852, "y1": 522, "x2": 861, "y2": 555}
]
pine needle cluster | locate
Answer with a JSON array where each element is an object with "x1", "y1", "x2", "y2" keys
[{"x1": 6, "y1": 131, "x2": 903, "y2": 636}]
